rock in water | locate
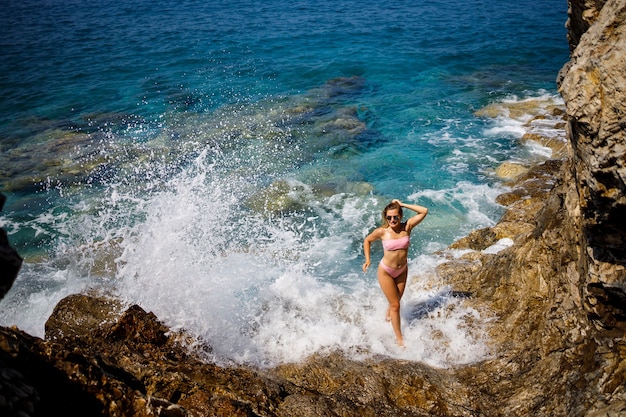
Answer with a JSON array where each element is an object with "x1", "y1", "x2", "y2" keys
[{"x1": 0, "y1": 193, "x2": 22, "y2": 300}]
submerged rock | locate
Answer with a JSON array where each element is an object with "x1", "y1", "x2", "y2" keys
[
  {"x1": 0, "y1": 130, "x2": 106, "y2": 192},
  {"x1": 246, "y1": 179, "x2": 310, "y2": 214},
  {"x1": 1, "y1": 76, "x2": 376, "y2": 195},
  {"x1": 246, "y1": 177, "x2": 374, "y2": 215}
]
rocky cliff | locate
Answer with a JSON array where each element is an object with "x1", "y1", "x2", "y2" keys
[
  {"x1": 1, "y1": 0, "x2": 625, "y2": 416},
  {"x1": 559, "y1": 0, "x2": 626, "y2": 331}
]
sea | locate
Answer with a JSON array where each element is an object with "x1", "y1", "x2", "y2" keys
[{"x1": 0, "y1": 0, "x2": 570, "y2": 368}]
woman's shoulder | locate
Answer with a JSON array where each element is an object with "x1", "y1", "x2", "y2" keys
[
  {"x1": 374, "y1": 226, "x2": 388, "y2": 235},
  {"x1": 366, "y1": 226, "x2": 386, "y2": 240}
]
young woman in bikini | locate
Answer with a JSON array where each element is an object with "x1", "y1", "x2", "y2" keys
[{"x1": 362, "y1": 199, "x2": 428, "y2": 348}]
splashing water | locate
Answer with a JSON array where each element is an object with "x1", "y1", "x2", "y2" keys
[{"x1": 0, "y1": 104, "x2": 500, "y2": 367}]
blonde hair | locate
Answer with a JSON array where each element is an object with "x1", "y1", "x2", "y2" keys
[{"x1": 381, "y1": 201, "x2": 403, "y2": 227}]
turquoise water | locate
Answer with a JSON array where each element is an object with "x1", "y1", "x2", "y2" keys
[{"x1": 0, "y1": 0, "x2": 569, "y2": 366}]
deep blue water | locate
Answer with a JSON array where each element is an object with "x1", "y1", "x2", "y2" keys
[{"x1": 0, "y1": 0, "x2": 569, "y2": 366}]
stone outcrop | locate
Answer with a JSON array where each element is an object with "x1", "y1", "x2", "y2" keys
[
  {"x1": 564, "y1": 0, "x2": 606, "y2": 51},
  {"x1": 0, "y1": 194, "x2": 22, "y2": 300},
  {"x1": 559, "y1": 0, "x2": 626, "y2": 331},
  {"x1": 0, "y1": 293, "x2": 478, "y2": 416},
  {"x1": 2, "y1": 0, "x2": 626, "y2": 416}
]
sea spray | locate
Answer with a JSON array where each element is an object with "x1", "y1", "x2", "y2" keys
[
  {"x1": 96, "y1": 143, "x2": 493, "y2": 367},
  {"x1": 0, "y1": 89, "x2": 566, "y2": 368}
]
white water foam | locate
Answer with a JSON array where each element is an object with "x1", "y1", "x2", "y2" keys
[
  {"x1": 0, "y1": 141, "x2": 498, "y2": 369},
  {"x1": 482, "y1": 237, "x2": 514, "y2": 254},
  {"x1": 408, "y1": 181, "x2": 505, "y2": 241},
  {"x1": 0, "y1": 93, "x2": 531, "y2": 369},
  {"x1": 481, "y1": 92, "x2": 567, "y2": 160},
  {"x1": 0, "y1": 143, "x2": 473, "y2": 368}
]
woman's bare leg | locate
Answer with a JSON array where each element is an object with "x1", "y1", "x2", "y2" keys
[
  {"x1": 386, "y1": 274, "x2": 406, "y2": 322},
  {"x1": 378, "y1": 265, "x2": 408, "y2": 347}
]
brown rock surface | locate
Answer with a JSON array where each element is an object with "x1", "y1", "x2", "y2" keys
[
  {"x1": 558, "y1": 0, "x2": 626, "y2": 330},
  {"x1": 0, "y1": 293, "x2": 481, "y2": 417}
]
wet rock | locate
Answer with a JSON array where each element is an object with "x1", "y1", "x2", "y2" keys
[
  {"x1": 0, "y1": 293, "x2": 479, "y2": 417},
  {"x1": 0, "y1": 193, "x2": 21, "y2": 301},
  {"x1": 3, "y1": 293, "x2": 299, "y2": 417},
  {"x1": 274, "y1": 352, "x2": 474, "y2": 417},
  {"x1": 474, "y1": 95, "x2": 565, "y2": 122},
  {"x1": 0, "y1": 327, "x2": 104, "y2": 417},
  {"x1": 475, "y1": 92, "x2": 568, "y2": 163},
  {"x1": 449, "y1": 227, "x2": 497, "y2": 251},
  {"x1": 520, "y1": 132, "x2": 569, "y2": 159},
  {"x1": 495, "y1": 161, "x2": 529, "y2": 181}
]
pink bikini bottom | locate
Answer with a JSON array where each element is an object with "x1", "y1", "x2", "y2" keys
[{"x1": 379, "y1": 260, "x2": 407, "y2": 279}]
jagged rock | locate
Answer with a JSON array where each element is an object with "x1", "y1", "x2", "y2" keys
[
  {"x1": 0, "y1": 294, "x2": 480, "y2": 417},
  {"x1": 564, "y1": 0, "x2": 607, "y2": 52},
  {"x1": 3, "y1": 294, "x2": 299, "y2": 417},
  {"x1": 558, "y1": 0, "x2": 626, "y2": 330},
  {"x1": 0, "y1": 193, "x2": 29, "y2": 417},
  {"x1": 0, "y1": 194, "x2": 22, "y2": 300},
  {"x1": 274, "y1": 353, "x2": 474, "y2": 417},
  {"x1": 449, "y1": 227, "x2": 497, "y2": 251}
]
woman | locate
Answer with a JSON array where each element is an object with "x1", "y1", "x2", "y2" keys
[{"x1": 362, "y1": 199, "x2": 428, "y2": 348}]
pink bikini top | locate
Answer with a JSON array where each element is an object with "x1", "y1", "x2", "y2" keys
[{"x1": 382, "y1": 235, "x2": 410, "y2": 251}]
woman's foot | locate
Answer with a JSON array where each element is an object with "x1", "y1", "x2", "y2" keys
[{"x1": 385, "y1": 307, "x2": 391, "y2": 322}]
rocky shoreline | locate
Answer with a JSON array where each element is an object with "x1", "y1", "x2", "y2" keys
[{"x1": 2, "y1": 0, "x2": 625, "y2": 416}]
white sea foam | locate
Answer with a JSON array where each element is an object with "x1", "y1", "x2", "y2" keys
[
  {"x1": 0, "y1": 171, "x2": 495, "y2": 369},
  {"x1": 524, "y1": 140, "x2": 553, "y2": 158},
  {"x1": 482, "y1": 120, "x2": 527, "y2": 137},
  {"x1": 48, "y1": 146, "x2": 490, "y2": 368},
  {"x1": 481, "y1": 92, "x2": 567, "y2": 160},
  {"x1": 482, "y1": 237, "x2": 514, "y2": 254},
  {"x1": 408, "y1": 181, "x2": 505, "y2": 237}
]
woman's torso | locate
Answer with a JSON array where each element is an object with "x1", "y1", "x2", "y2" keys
[{"x1": 381, "y1": 226, "x2": 410, "y2": 268}]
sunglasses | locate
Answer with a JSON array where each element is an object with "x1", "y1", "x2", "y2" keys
[{"x1": 386, "y1": 215, "x2": 400, "y2": 221}]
